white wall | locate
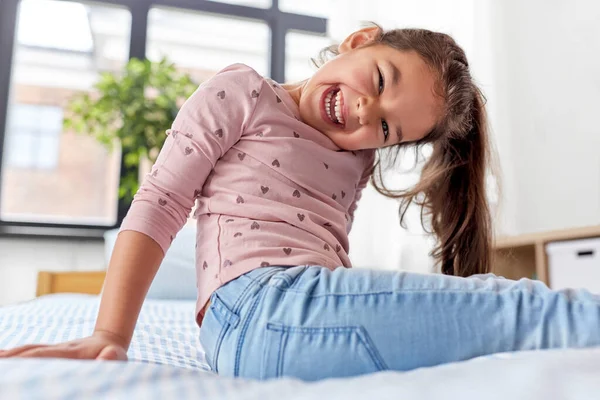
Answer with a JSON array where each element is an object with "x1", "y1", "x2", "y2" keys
[
  {"x1": 480, "y1": 0, "x2": 520, "y2": 235},
  {"x1": 0, "y1": 237, "x2": 105, "y2": 305},
  {"x1": 491, "y1": 0, "x2": 600, "y2": 234}
]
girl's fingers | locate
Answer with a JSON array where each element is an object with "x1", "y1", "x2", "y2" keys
[
  {"x1": 14, "y1": 346, "x2": 80, "y2": 359},
  {"x1": 0, "y1": 344, "x2": 46, "y2": 358},
  {"x1": 0, "y1": 340, "x2": 127, "y2": 361}
]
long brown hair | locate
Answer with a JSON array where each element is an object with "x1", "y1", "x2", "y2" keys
[{"x1": 315, "y1": 27, "x2": 496, "y2": 276}]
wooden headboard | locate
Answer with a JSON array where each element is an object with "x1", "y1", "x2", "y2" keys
[{"x1": 36, "y1": 271, "x2": 107, "y2": 297}]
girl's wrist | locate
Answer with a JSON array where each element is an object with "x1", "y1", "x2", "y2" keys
[{"x1": 93, "y1": 328, "x2": 130, "y2": 349}]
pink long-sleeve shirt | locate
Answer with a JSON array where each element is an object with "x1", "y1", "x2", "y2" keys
[{"x1": 120, "y1": 64, "x2": 375, "y2": 325}]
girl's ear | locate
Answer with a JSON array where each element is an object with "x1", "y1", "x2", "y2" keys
[{"x1": 338, "y1": 26, "x2": 382, "y2": 54}]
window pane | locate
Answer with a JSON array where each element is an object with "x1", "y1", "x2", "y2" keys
[
  {"x1": 0, "y1": 0, "x2": 130, "y2": 225},
  {"x1": 147, "y1": 7, "x2": 270, "y2": 84},
  {"x1": 6, "y1": 104, "x2": 62, "y2": 170},
  {"x1": 37, "y1": 132, "x2": 61, "y2": 169},
  {"x1": 285, "y1": 31, "x2": 332, "y2": 82},
  {"x1": 279, "y1": 0, "x2": 332, "y2": 18},
  {"x1": 6, "y1": 131, "x2": 35, "y2": 168}
]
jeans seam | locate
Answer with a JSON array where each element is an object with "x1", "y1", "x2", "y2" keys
[
  {"x1": 265, "y1": 288, "x2": 512, "y2": 296},
  {"x1": 277, "y1": 329, "x2": 287, "y2": 377},
  {"x1": 356, "y1": 326, "x2": 388, "y2": 371},
  {"x1": 211, "y1": 318, "x2": 227, "y2": 374},
  {"x1": 261, "y1": 288, "x2": 591, "y2": 304},
  {"x1": 212, "y1": 294, "x2": 241, "y2": 328},
  {"x1": 233, "y1": 285, "x2": 269, "y2": 377},
  {"x1": 287, "y1": 266, "x2": 310, "y2": 290},
  {"x1": 229, "y1": 268, "x2": 279, "y2": 314},
  {"x1": 267, "y1": 324, "x2": 362, "y2": 334},
  {"x1": 244, "y1": 267, "x2": 287, "y2": 288}
]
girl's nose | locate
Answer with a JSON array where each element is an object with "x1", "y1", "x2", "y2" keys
[{"x1": 356, "y1": 96, "x2": 379, "y2": 126}]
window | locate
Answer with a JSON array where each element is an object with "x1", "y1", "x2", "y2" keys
[
  {"x1": 279, "y1": 0, "x2": 332, "y2": 18},
  {"x1": 285, "y1": 30, "x2": 332, "y2": 82},
  {"x1": 147, "y1": 7, "x2": 270, "y2": 82},
  {"x1": 0, "y1": 0, "x2": 328, "y2": 236},
  {"x1": 16, "y1": 0, "x2": 94, "y2": 52},
  {"x1": 5, "y1": 104, "x2": 62, "y2": 170},
  {"x1": 0, "y1": 0, "x2": 130, "y2": 226}
]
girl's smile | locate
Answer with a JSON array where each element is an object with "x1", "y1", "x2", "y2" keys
[{"x1": 321, "y1": 85, "x2": 347, "y2": 128}]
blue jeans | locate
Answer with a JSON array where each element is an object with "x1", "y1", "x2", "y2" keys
[{"x1": 199, "y1": 266, "x2": 600, "y2": 381}]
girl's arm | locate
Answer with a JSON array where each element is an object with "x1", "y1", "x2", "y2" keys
[
  {"x1": 93, "y1": 230, "x2": 165, "y2": 349},
  {"x1": 0, "y1": 231, "x2": 164, "y2": 360}
]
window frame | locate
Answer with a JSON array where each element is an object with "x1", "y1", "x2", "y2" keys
[{"x1": 0, "y1": 0, "x2": 327, "y2": 238}]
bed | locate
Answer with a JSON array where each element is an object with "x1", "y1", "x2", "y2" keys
[{"x1": 1, "y1": 270, "x2": 600, "y2": 400}]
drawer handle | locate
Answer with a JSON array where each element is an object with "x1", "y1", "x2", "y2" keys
[{"x1": 577, "y1": 250, "x2": 595, "y2": 257}]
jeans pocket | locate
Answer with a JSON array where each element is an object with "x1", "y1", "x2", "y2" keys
[{"x1": 261, "y1": 323, "x2": 387, "y2": 381}]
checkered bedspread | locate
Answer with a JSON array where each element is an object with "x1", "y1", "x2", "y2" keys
[{"x1": 2, "y1": 294, "x2": 600, "y2": 400}]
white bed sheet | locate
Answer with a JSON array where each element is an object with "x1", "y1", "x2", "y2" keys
[
  {"x1": 1, "y1": 294, "x2": 599, "y2": 400},
  {"x1": 0, "y1": 293, "x2": 209, "y2": 371}
]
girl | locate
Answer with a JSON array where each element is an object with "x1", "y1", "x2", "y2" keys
[{"x1": 1, "y1": 25, "x2": 599, "y2": 381}]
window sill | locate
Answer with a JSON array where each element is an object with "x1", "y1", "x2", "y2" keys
[{"x1": 0, "y1": 223, "x2": 109, "y2": 240}]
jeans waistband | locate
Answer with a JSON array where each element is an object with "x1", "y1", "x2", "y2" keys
[{"x1": 210, "y1": 266, "x2": 289, "y2": 318}]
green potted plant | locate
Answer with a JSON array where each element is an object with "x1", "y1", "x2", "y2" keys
[{"x1": 63, "y1": 57, "x2": 198, "y2": 202}]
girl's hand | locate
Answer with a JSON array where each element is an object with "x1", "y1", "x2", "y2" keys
[{"x1": 0, "y1": 331, "x2": 128, "y2": 361}]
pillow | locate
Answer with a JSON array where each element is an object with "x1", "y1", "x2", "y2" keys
[{"x1": 103, "y1": 225, "x2": 197, "y2": 300}]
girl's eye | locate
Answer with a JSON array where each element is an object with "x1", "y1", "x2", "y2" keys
[
  {"x1": 377, "y1": 68, "x2": 390, "y2": 142},
  {"x1": 378, "y1": 68, "x2": 388, "y2": 141},
  {"x1": 381, "y1": 120, "x2": 389, "y2": 141},
  {"x1": 378, "y1": 68, "x2": 385, "y2": 94}
]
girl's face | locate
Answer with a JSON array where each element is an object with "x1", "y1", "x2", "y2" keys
[{"x1": 289, "y1": 28, "x2": 441, "y2": 151}]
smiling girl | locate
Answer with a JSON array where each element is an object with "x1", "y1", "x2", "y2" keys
[{"x1": 2, "y1": 25, "x2": 600, "y2": 381}]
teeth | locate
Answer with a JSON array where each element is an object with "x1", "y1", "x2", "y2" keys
[
  {"x1": 324, "y1": 88, "x2": 344, "y2": 125},
  {"x1": 334, "y1": 91, "x2": 344, "y2": 124}
]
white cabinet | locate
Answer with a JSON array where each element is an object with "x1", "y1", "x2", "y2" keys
[{"x1": 546, "y1": 237, "x2": 600, "y2": 294}]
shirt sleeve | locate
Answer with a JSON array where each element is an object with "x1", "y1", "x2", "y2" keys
[
  {"x1": 347, "y1": 150, "x2": 376, "y2": 228},
  {"x1": 120, "y1": 64, "x2": 261, "y2": 253}
]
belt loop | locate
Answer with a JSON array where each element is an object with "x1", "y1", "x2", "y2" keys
[{"x1": 210, "y1": 293, "x2": 240, "y2": 329}]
